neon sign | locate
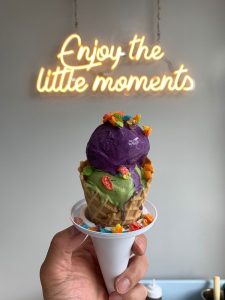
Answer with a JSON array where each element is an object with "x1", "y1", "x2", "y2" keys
[{"x1": 36, "y1": 34, "x2": 195, "y2": 94}]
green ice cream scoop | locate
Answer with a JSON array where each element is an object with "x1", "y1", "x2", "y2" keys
[{"x1": 82, "y1": 165, "x2": 147, "y2": 210}]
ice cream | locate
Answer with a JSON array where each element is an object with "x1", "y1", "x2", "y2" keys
[{"x1": 79, "y1": 112, "x2": 154, "y2": 226}]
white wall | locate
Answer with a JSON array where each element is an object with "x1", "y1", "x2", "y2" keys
[{"x1": 0, "y1": 0, "x2": 225, "y2": 299}]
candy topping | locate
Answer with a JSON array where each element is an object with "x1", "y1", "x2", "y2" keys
[
  {"x1": 123, "y1": 115, "x2": 132, "y2": 121},
  {"x1": 126, "y1": 114, "x2": 141, "y2": 129},
  {"x1": 100, "y1": 227, "x2": 112, "y2": 233},
  {"x1": 142, "y1": 125, "x2": 152, "y2": 137},
  {"x1": 103, "y1": 112, "x2": 125, "y2": 127},
  {"x1": 73, "y1": 213, "x2": 154, "y2": 233},
  {"x1": 144, "y1": 213, "x2": 154, "y2": 224},
  {"x1": 101, "y1": 176, "x2": 113, "y2": 190},
  {"x1": 102, "y1": 112, "x2": 144, "y2": 129},
  {"x1": 112, "y1": 224, "x2": 123, "y2": 233},
  {"x1": 117, "y1": 165, "x2": 131, "y2": 179},
  {"x1": 129, "y1": 222, "x2": 143, "y2": 231},
  {"x1": 83, "y1": 165, "x2": 94, "y2": 176},
  {"x1": 89, "y1": 227, "x2": 98, "y2": 231},
  {"x1": 142, "y1": 218, "x2": 149, "y2": 227},
  {"x1": 143, "y1": 157, "x2": 154, "y2": 181},
  {"x1": 133, "y1": 114, "x2": 141, "y2": 124}
]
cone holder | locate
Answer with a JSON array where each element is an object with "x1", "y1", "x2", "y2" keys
[{"x1": 71, "y1": 199, "x2": 157, "y2": 294}]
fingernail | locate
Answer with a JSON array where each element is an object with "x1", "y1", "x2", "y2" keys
[
  {"x1": 109, "y1": 293, "x2": 122, "y2": 300},
  {"x1": 116, "y1": 277, "x2": 131, "y2": 293}
]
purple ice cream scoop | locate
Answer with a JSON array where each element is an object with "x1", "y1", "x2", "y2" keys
[{"x1": 86, "y1": 122, "x2": 150, "y2": 179}]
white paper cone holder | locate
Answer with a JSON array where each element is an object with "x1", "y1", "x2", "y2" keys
[{"x1": 71, "y1": 199, "x2": 157, "y2": 294}]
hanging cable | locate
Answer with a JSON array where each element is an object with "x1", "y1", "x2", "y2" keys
[
  {"x1": 155, "y1": 0, "x2": 174, "y2": 72},
  {"x1": 73, "y1": 0, "x2": 78, "y2": 30},
  {"x1": 156, "y1": 0, "x2": 161, "y2": 43}
]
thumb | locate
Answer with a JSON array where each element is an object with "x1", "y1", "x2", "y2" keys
[{"x1": 45, "y1": 226, "x2": 87, "y2": 264}]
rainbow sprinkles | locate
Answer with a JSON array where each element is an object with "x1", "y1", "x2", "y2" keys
[{"x1": 73, "y1": 212, "x2": 154, "y2": 234}]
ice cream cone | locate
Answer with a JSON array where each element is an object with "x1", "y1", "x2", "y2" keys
[
  {"x1": 79, "y1": 160, "x2": 153, "y2": 226},
  {"x1": 71, "y1": 199, "x2": 157, "y2": 294}
]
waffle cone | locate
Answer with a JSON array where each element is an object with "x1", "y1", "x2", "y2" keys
[{"x1": 79, "y1": 160, "x2": 153, "y2": 226}]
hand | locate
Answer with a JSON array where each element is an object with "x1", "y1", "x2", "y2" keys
[{"x1": 40, "y1": 226, "x2": 148, "y2": 300}]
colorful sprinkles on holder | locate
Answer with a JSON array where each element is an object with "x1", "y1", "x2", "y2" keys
[{"x1": 73, "y1": 213, "x2": 154, "y2": 233}]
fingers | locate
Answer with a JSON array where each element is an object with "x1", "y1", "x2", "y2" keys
[
  {"x1": 114, "y1": 254, "x2": 149, "y2": 294},
  {"x1": 109, "y1": 283, "x2": 147, "y2": 300},
  {"x1": 132, "y1": 234, "x2": 147, "y2": 255},
  {"x1": 44, "y1": 226, "x2": 87, "y2": 263}
]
